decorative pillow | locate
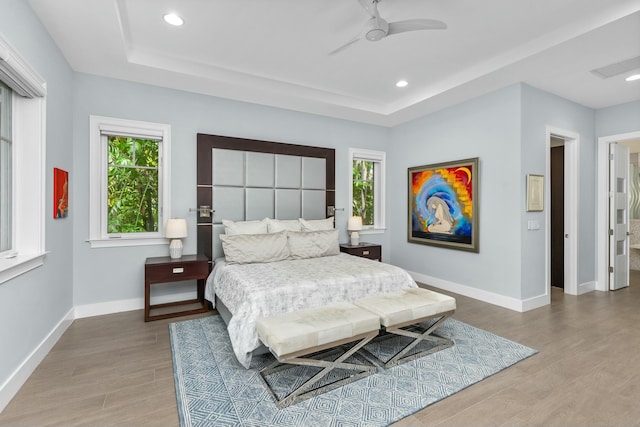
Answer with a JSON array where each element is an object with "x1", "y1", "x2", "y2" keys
[
  {"x1": 298, "y1": 217, "x2": 335, "y2": 231},
  {"x1": 265, "y1": 218, "x2": 302, "y2": 233},
  {"x1": 287, "y1": 229, "x2": 340, "y2": 259},
  {"x1": 220, "y1": 232, "x2": 289, "y2": 264},
  {"x1": 222, "y1": 219, "x2": 268, "y2": 236}
]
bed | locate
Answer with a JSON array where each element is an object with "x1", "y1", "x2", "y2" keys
[
  {"x1": 204, "y1": 229, "x2": 418, "y2": 368},
  {"x1": 196, "y1": 134, "x2": 417, "y2": 368}
]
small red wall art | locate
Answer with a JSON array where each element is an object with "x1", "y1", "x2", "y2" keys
[{"x1": 53, "y1": 168, "x2": 68, "y2": 219}]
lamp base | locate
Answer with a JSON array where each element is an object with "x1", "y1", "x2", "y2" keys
[
  {"x1": 169, "y1": 239, "x2": 183, "y2": 259},
  {"x1": 350, "y1": 231, "x2": 360, "y2": 246}
]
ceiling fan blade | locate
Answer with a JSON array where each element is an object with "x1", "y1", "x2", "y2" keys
[
  {"x1": 329, "y1": 37, "x2": 361, "y2": 55},
  {"x1": 387, "y1": 19, "x2": 447, "y2": 36}
]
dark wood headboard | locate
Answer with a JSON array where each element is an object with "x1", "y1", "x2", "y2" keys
[{"x1": 196, "y1": 133, "x2": 336, "y2": 263}]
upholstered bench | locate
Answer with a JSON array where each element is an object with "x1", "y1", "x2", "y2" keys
[
  {"x1": 256, "y1": 302, "x2": 380, "y2": 408},
  {"x1": 355, "y1": 288, "x2": 456, "y2": 368}
]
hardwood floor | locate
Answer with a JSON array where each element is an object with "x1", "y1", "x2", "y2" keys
[{"x1": 2, "y1": 279, "x2": 640, "y2": 427}]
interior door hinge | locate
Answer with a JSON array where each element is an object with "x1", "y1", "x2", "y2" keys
[
  {"x1": 609, "y1": 266, "x2": 614, "y2": 273},
  {"x1": 609, "y1": 229, "x2": 614, "y2": 236},
  {"x1": 610, "y1": 153, "x2": 614, "y2": 160}
]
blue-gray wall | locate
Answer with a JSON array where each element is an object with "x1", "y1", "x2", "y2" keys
[
  {"x1": 595, "y1": 101, "x2": 640, "y2": 137},
  {"x1": 0, "y1": 0, "x2": 74, "y2": 392},
  {"x1": 388, "y1": 85, "x2": 523, "y2": 299},
  {"x1": 520, "y1": 85, "x2": 596, "y2": 298},
  {"x1": 71, "y1": 74, "x2": 391, "y2": 307},
  {"x1": 389, "y1": 83, "x2": 604, "y2": 303}
]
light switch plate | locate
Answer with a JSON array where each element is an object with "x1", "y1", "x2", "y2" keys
[{"x1": 527, "y1": 220, "x2": 540, "y2": 230}]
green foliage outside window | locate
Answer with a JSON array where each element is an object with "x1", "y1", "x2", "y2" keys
[
  {"x1": 107, "y1": 136, "x2": 159, "y2": 233},
  {"x1": 352, "y1": 159, "x2": 374, "y2": 226}
]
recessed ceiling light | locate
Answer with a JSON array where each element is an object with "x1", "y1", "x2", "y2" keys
[
  {"x1": 626, "y1": 74, "x2": 640, "y2": 82},
  {"x1": 163, "y1": 13, "x2": 184, "y2": 26},
  {"x1": 396, "y1": 80, "x2": 408, "y2": 88}
]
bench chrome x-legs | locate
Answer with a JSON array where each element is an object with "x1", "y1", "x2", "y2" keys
[
  {"x1": 258, "y1": 330, "x2": 378, "y2": 409},
  {"x1": 364, "y1": 310, "x2": 455, "y2": 368}
]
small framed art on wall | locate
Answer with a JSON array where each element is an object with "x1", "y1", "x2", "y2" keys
[{"x1": 53, "y1": 168, "x2": 68, "y2": 219}]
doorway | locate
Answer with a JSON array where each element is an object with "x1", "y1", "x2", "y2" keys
[
  {"x1": 546, "y1": 127, "x2": 578, "y2": 296},
  {"x1": 612, "y1": 139, "x2": 640, "y2": 289},
  {"x1": 597, "y1": 131, "x2": 640, "y2": 292},
  {"x1": 550, "y1": 139, "x2": 564, "y2": 289}
]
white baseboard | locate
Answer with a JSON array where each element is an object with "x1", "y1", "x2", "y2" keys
[
  {"x1": 408, "y1": 271, "x2": 550, "y2": 313},
  {"x1": 520, "y1": 293, "x2": 551, "y2": 311},
  {"x1": 0, "y1": 289, "x2": 199, "y2": 412},
  {"x1": 73, "y1": 298, "x2": 143, "y2": 319},
  {"x1": 73, "y1": 291, "x2": 197, "y2": 319},
  {"x1": 577, "y1": 281, "x2": 596, "y2": 295},
  {"x1": 0, "y1": 308, "x2": 74, "y2": 413}
]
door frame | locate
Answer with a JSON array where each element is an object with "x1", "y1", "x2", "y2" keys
[
  {"x1": 597, "y1": 130, "x2": 640, "y2": 291},
  {"x1": 546, "y1": 127, "x2": 579, "y2": 295}
]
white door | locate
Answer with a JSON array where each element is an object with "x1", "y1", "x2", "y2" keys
[{"x1": 609, "y1": 143, "x2": 630, "y2": 290}]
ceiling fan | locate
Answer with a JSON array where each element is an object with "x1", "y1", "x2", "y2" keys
[{"x1": 330, "y1": 0, "x2": 447, "y2": 55}]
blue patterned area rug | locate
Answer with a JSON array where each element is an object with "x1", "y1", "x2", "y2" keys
[{"x1": 169, "y1": 315, "x2": 536, "y2": 427}]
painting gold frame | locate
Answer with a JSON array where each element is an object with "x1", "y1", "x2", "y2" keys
[{"x1": 408, "y1": 157, "x2": 479, "y2": 252}]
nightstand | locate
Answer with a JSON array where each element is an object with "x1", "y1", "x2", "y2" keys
[
  {"x1": 144, "y1": 255, "x2": 210, "y2": 322},
  {"x1": 339, "y1": 242, "x2": 382, "y2": 262}
]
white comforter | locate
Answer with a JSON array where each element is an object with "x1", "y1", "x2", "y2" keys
[{"x1": 204, "y1": 253, "x2": 418, "y2": 368}]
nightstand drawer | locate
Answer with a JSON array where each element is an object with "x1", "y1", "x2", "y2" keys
[
  {"x1": 339, "y1": 243, "x2": 382, "y2": 261},
  {"x1": 145, "y1": 261, "x2": 208, "y2": 282}
]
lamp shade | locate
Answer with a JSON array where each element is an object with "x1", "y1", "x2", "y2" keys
[
  {"x1": 347, "y1": 216, "x2": 363, "y2": 231},
  {"x1": 165, "y1": 218, "x2": 187, "y2": 239}
]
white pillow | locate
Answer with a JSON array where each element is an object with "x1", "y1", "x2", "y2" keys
[
  {"x1": 287, "y1": 229, "x2": 340, "y2": 259},
  {"x1": 266, "y1": 218, "x2": 302, "y2": 233},
  {"x1": 220, "y1": 232, "x2": 289, "y2": 264},
  {"x1": 222, "y1": 219, "x2": 268, "y2": 236},
  {"x1": 298, "y1": 217, "x2": 334, "y2": 231}
]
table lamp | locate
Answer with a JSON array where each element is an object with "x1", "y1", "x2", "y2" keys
[
  {"x1": 166, "y1": 218, "x2": 187, "y2": 259},
  {"x1": 347, "y1": 216, "x2": 363, "y2": 246}
]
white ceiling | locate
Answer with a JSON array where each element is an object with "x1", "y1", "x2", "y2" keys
[{"x1": 28, "y1": 0, "x2": 640, "y2": 127}]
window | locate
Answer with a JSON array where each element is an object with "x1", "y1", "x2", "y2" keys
[
  {"x1": 349, "y1": 148, "x2": 385, "y2": 231},
  {"x1": 89, "y1": 116, "x2": 171, "y2": 247},
  {"x1": 107, "y1": 135, "x2": 159, "y2": 233},
  {"x1": 0, "y1": 81, "x2": 11, "y2": 253},
  {"x1": 0, "y1": 33, "x2": 47, "y2": 283}
]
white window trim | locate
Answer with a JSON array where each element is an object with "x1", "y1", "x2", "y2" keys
[
  {"x1": 89, "y1": 115, "x2": 171, "y2": 248},
  {"x1": 0, "y1": 34, "x2": 47, "y2": 284},
  {"x1": 348, "y1": 147, "x2": 386, "y2": 233}
]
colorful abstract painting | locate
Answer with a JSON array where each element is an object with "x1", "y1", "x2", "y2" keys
[{"x1": 408, "y1": 158, "x2": 478, "y2": 252}]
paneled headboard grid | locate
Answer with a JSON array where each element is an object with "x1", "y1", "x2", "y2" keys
[{"x1": 196, "y1": 133, "x2": 336, "y2": 263}]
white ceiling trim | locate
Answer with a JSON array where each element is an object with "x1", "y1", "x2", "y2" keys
[
  {"x1": 27, "y1": 0, "x2": 640, "y2": 126},
  {"x1": 388, "y1": 4, "x2": 640, "y2": 115}
]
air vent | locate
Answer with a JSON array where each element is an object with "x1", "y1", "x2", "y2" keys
[{"x1": 591, "y1": 56, "x2": 640, "y2": 79}]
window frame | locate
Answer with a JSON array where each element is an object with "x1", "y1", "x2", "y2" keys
[
  {"x1": 0, "y1": 81, "x2": 12, "y2": 254},
  {"x1": 0, "y1": 34, "x2": 47, "y2": 284},
  {"x1": 348, "y1": 147, "x2": 386, "y2": 233},
  {"x1": 89, "y1": 115, "x2": 171, "y2": 248}
]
